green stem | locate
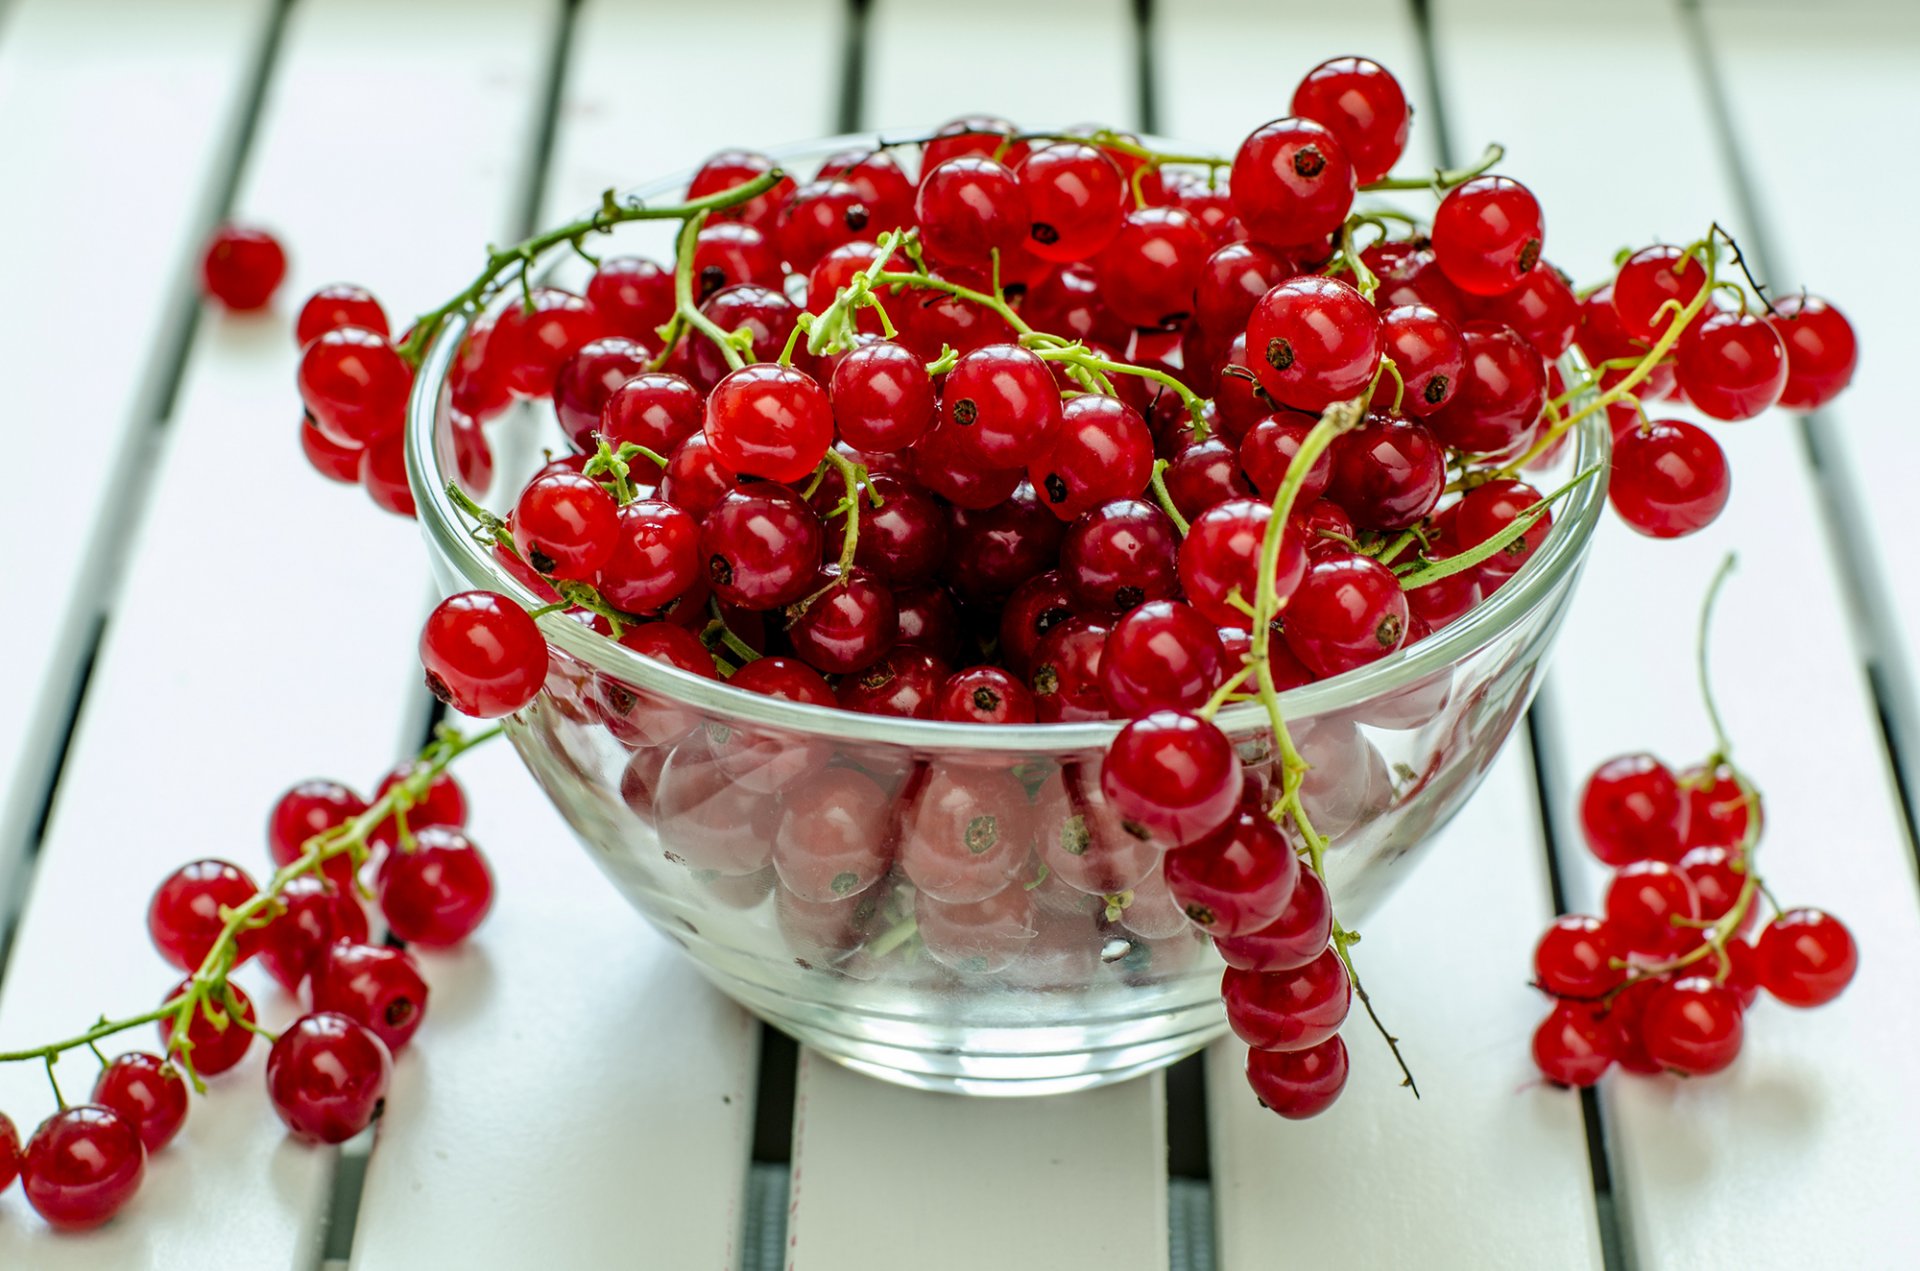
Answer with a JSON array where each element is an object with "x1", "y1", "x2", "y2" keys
[
  {"x1": 1358, "y1": 142, "x2": 1505, "y2": 193},
  {"x1": 1697, "y1": 553, "x2": 1739, "y2": 762},
  {"x1": 1147, "y1": 459, "x2": 1191, "y2": 534},
  {"x1": 1027, "y1": 340, "x2": 1209, "y2": 438},
  {"x1": 1393, "y1": 466, "x2": 1600, "y2": 589}
]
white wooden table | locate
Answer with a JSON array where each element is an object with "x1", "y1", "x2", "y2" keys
[{"x1": 1, "y1": 0, "x2": 1915, "y2": 1266}]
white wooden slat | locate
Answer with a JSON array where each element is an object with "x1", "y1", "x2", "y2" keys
[
  {"x1": 0, "y1": 0, "x2": 275, "y2": 926},
  {"x1": 1156, "y1": 5, "x2": 1604, "y2": 1266},
  {"x1": 1430, "y1": 1, "x2": 1920, "y2": 1264},
  {"x1": 347, "y1": 2, "x2": 850, "y2": 1265},
  {"x1": 773, "y1": 10, "x2": 1169, "y2": 1271},
  {"x1": 0, "y1": 0, "x2": 561, "y2": 1261}
]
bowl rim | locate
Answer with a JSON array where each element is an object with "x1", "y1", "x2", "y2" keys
[{"x1": 406, "y1": 129, "x2": 1611, "y2": 753}]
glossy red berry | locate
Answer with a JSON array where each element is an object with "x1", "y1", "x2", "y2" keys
[
  {"x1": 1533, "y1": 915, "x2": 1625, "y2": 999},
  {"x1": 818, "y1": 148, "x2": 916, "y2": 232},
  {"x1": 1231, "y1": 117, "x2": 1356, "y2": 248},
  {"x1": 836, "y1": 645, "x2": 950, "y2": 718},
  {"x1": 1100, "y1": 600, "x2": 1226, "y2": 716},
  {"x1": 596, "y1": 500, "x2": 700, "y2": 615},
  {"x1": 1061, "y1": 499, "x2": 1179, "y2": 613},
  {"x1": 1424, "y1": 321, "x2": 1546, "y2": 455},
  {"x1": 941, "y1": 343, "x2": 1063, "y2": 468},
  {"x1": 90, "y1": 1053, "x2": 188, "y2": 1155},
  {"x1": 1029, "y1": 616, "x2": 1113, "y2": 722},
  {"x1": 0, "y1": 1111, "x2": 19, "y2": 1194},
  {"x1": 1531, "y1": 1002, "x2": 1615, "y2": 1087},
  {"x1": 298, "y1": 326, "x2": 409, "y2": 447},
  {"x1": 311, "y1": 941, "x2": 430, "y2": 1054},
  {"x1": 1755, "y1": 908, "x2": 1857, "y2": 1008},
  {"x1": 1379, "y1": 303, "x2": 1466, "y2": 416},
  {"x1": 1213, "y1": 868, "x2": 1331, "y2": 972},
  {"x1": 258, "y1": 875, "x2": 367, "y2": 993},
  {"x1": 787, "y1": 568, "x2": 900, "y2": 675},
  {"x1": 147, "y1": 859, "x2": 261, "y2": 972},
  {"x1": 935, "y1": 666, "x2": 1036, "y2": 725},
  {"x1": 1431, "y1": 176, "x2": 1543, "y2": 296},
  {"x1": 20, "y1": 1106, "x2": 145, "y2": 1230},
  {"x1": 552, "y1": 336, "x2": 653, "y2": 449},
  {"x1": 1283, "y1": 554, "x2": 1409, "y2": 677},
  {"x1": 830, "y1": 342, "x2": 937, "y2": 453},
  {"x1": 1612, "y1": 245, "x2": 1707, "y2": 342},
  {"x1": 704, "y1": 362, "x2": 834, "y2": 483},
  {"x1": 267, "y1": 1013, "x2": 393, "y2": 1144},
  {"x1": 1164, "y1": 435, "x2": 1255, "y2": 520},
  {"x1": 692, "y1": 222, "x2": 784, "y2": 300},
  {"x1": 1767, "y1": 294, "x2": 1856, "y2": 411},
  {"x1": 1290, "y1": 56, "x2": 1408, "y2": 184},
  {"x1": 838, "y1": 473, "x2": 947, "y2": 585},
  {"x1": 700, "y1": 484, "x2": 824, "y2": 610},
  {"x1": 1163, "y1": 810, "x2": 1300, "y2": 937},
  {"x1": 300, "y1": 413, "x2": 362, "y2": 484},
  {"x1": 158, "y1": 980, "x2": 256, "y2": 1076},
  {"x1": 659, "y1": 430, "x2": 738, "y2": 520},
  {"x1": 915, "y1": 157, "x2": 1026, "y2": 270},
  {"x1": 357, "y1": 428, "x2": 415, "y2": 518},
  {"x1": 419, "y1": 590, "x2": 547, "y2": 719},
  {"x1": 898, "y1": 766, "x2": 1032, "y2": 903},
  {"x1": 586, "y1": 256, "x2": 674, "y2": 341},
  {"x1": 513, "y1": 472, "x2": 620, "y2": 580},
  {"x1": 772, "y1": 767, "x2": 898, "y2": 903},
  {"x1": 1580, "y1": 754, "x2": 1687, "y2": 866},
  {"x1": 1101, "y1": 711, "x2": 1243, "y2": 848},
  {"x1": 1674, "y1": 310, "x2": 1787, "y2": 421},
  {"x1": 1194, "y1": 241, "x2": 1292, "y2": 336},
  {"x1": 1017, "y1": 142, "x2": 1126, "y2": 263},
  {"x1": 1610, "y1": 419, "x2": 1730, "y2": 538},
  {"x1": 493, "y1": 287, "x2": 606, "y2": 400},
  {"x1": 1325, "y1": 413, "x2": 1444, "y2": 531},
  {"x1": 296, "y1": 284, "x2": 386, "y2": 345},
  {"x1": 202, "y1": 224, "x2": 286, "y2": 310},
  {"x1": 373, "y1": 762, "x2": 468, "y2": 839},
  {"x1": 687, "y1": 149, "x2": 794, "y2": 232},
  {"x1": 1178, "y1": 497, "x2": 1308, "y2": 628},
  {"x1": 599, "y1": 371, "x2": 703, "y2": 456},
  {"x1": 1469, "y1": 263, "x2": 1579, "y2": 358},
  {"x1": 1680, "y1": 763, "x2": 1759, "y2": 850},
  {"x1": 1098, "y1": 207, "x2": 1211, "y2": 328},
  {"x1": 924, "y1": 115, "x2": 1028, "y2": 169},
  {"x1": 1454, "y1": 478, "x2": 1548, "y2": 578},
  {"x1": 268, "y1": 779, "x2": 366, "y2": 888},
  {"x1": 1246, "y1": 275, "x2": 1381, "y2": 412},
  {"x1": 1605, "y1": 860, "x2": 1701, "y2": 955},
  {"x1": 1222, "y1": 946, "x2": 1350, "y2": 1051},
  {"x1": 775, "y1": 178, "x2": 875, "y2": 273},
  {"x1": 1029, "y1": 393, "x2": 1154, "y2": 521},
  {"x1": 1365, "y1": 239, "x2": 1467, "y2": 321},
  {"x1": 1239, "y1": 412, "x2": 1329, "y2": 503},
  {"x1": 1640, "y1": 976, "x2": 1743, "y2": 1075},
  {"x1": 379, "y1": 825, "x2": 495, "y2": 947},
  {"x1": 1247, "y1": 1034, "x2": 1348, "y2": 1118}
]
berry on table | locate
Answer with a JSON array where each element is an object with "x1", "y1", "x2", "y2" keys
[
  {"x1": 147, "y1": 859, "x2": 263, "y2": 972},
  {"x1": 378, "y1": 825, "x2": 496, "y2": 947},
  {"x1": 201, "y1": 224, "x2": 287, "y2": 310},
  {"x1": 310, "y1": 942, "x2": 431, "y2": 1054},
  {"x1": 1755, "y1": 908, "x2": 1857, "y2": 1008},
  {"x1": 20, "y1": 1106, "x2": 145, "y2": 1231},
  {"x1": 91, "y1": 1053, "x2": 189, "y2": 1154},
  {"x1": 266, "y1": 1013, "x2": 394, "y2": 1144}
]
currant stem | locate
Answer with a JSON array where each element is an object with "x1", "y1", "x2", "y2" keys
[
  {"x1": 1147, "y1": 459, "x2": 1191, "y2": 534},
  {"x1": 1027, "y1": 340, "x2": 1209, "y2": 437},
  {"x1": 396, "y1": 172, "x2": 786, "y2": 367},
  {"x1": 1358, "y1": 142, "x2": 1505, "y2": 193},
  {"x1": 1392, "y1": 465, "x2": 1601, "y2": 589},
  {"x1": 1697, "y1": 553, "x2": 1739, "y2": 762},
  {"x1": 823, "y1": 448, "x2": 866, "y2": 575}
]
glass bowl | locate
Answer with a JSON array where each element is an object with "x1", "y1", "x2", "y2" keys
[{"x1": 406, "y1": 133, "x2": 1609, "y2": 1096}]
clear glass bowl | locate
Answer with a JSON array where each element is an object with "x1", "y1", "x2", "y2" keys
[{"x1": 406, "y1": 134, "x2": 1609, "y2": 1095}]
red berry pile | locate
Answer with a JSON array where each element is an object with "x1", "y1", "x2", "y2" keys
[
  {"x1": 365, "y1": 54, "x2": 1860, "y2": 1120},
  {"x1": 0, "y1": 729, "x2": 495, "y2": 1230}
]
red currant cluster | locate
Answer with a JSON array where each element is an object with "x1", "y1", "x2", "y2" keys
[
  {"x1": 0, "y1": 728, "x2": 495, "y2": 1231},
  {"x1": 1529, "y1": 564, "x2": 1857, "y2": 1086},
  {"x1": 279, "y1": 52, "x2": 1857, "y2": 1124}
]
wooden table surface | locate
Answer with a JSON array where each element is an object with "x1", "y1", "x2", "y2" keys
[{"x1": 0, "y1": 0, "x2": 1914, "y2": 1266}]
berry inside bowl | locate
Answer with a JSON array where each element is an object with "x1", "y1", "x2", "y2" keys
[{"x1": 406, "y1": 131, "x2": 1609, "y2": 1095}]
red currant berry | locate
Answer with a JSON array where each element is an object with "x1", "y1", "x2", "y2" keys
[
  {"x1": 158, "y1": 980, "x2": 256, "y2": 1076},
  {"x1": 1531, "y1": 1002, "x2": 1615, "y2": 1087},
  {"x1": 659, "y1": 430, "x2": 737, "y2": 520},
  {"x1": 1239, "y1": 411, "x2": 1330, "y2": 503},
  {"x1": 1178, "y1": 497, "x2": 1308, "y2": 628},
  {"x1": 311, "y1": 941, "x2": 429, "y2": 1054},
  {"x1": 1165, "y1": 435, "x2": 1256, "y2": 520},
  {"x1": 1290, "y1": 56, "x2": 1409, "y2": 185},
  {"x1": 90, "y1": 1053, "x2": 187, "y2": 1155},
  {"x1": 836, "y1": 646, "x2": 950, "y2": 718},
  {"x1": 692, "y1": 222, "x2": 785, "y2": 299},
  {"x1": 1325, "y1": 413, "x2": 1445, "y2": 530},
  {"x1": 300, "y1": 412, "x2": 362, "y2": 484},
  {"x1": 818, "y1": 148, "x2": 916, "y2": 232},
  {"x1": 1214, "y1": 868, "x2": 1330, "y2": 972},
  {"x1": 267, "y1": 1013, "x2": 393, "y2": 1145},
  {"x1": 1194, "y1": 241, "x2": 1291, "y2": 336},
  {"x1": 1379, "y1": 303, "x2": 1466, "y2": 416},
  {"x1": 1365, "y1": 238, "x2": 1467, "y2": 321},
  {"x1": 941, "y1": 482, "x2": 1064, "y2": 603},
  {"x1": 600, "y1": 371, "x2": 703, "y2": 456},
  {"x1": 1017, "y1": 142, "x2": 1125, "y2": 263},
  {"x1": 686, "y1": 149, "x2": 795, "y2": 233},
  {"x1": 1454, "y1": 478, "x2": 1548, "y2": 578},
  {"x1": 786, "y1": 568, "x2": 899, "y2": 675},
  {"x1": 998, "y1": 571, "x2": 1076, "y2": 677},
  {"x1": 1676, "y1": 845, "x2": 1756, "y2": 936},
  {"x1": 915, "y1": 886, "x2": 1037, "y2": 975},
  {"x1": 1223, "y1": 946, "x2": 1351, "y2": 1052},
  {"x1": 1163, "y1": 809, "x2": 1300, "y2": 936},
  {"x1": 941, "y1": 343, "x2": 1063, "y2": 468},
  {"x1": 925, "y1": 115, "x2": 1028, "y2": 168},
  {"x1": 905, "y1": 419, "x2": 1023, "y2": 510},
  {"x1": 1674, "y1": 310, "x2": 1788, "y2": 421},
  {"x1": 268, "y1": 780, "x2": 366, "y2": 889},
  {"x1": 1431, "y1": 176, "x2": 1543, "y2": 296},
  {"x1": 1612, "y1": 245, "x2": 1708, "y2": 343},
  {"x1": 595, "y1": 500, "x2": 700, "y2": 615},
  {"x1": 373, "y1": 762, "x2": 468, "y2": 840},
  {"x1": 704, "y1": 362, "x2": 833, "y2": 483},
  {"x1": 916, "y1": 157, "x2": 1026, "y2": 270},
  {"x1": 830, "y1": 342, "x2": 937, "y2": 453},
  {"x1": 1061, "y1": 499, "x2": 1180, "y2": 613},
  {"x1": 147, "y1": 859, "x2": 261, "y2": 972},
  {"x1": 1424, "y1": 321, "x2": 1546, "y2": 454},
  {"x1": 1756, "y1": 908, "x2": 1857, "y2": 1008},
  {"x1": 201, "y1": 224, "x2": 286, "y2": 310},
  {"x1": 1283, "y1": 554, "x2": 1409, "y2": 678},
  {"x1": 493, "y1": 287, "x2": 606, "y2": 400},
  {"x1": 1605, "y1": 860, "x2": 1701, "y2": 955},
  {"x1": 700, "y1": 484, "x2": 825, "y2": 610},
  {"x1": 1029, "y1": 393, "x2": 1154, "y2": 522},
  {"x1": 1099, "y1": 600, "x2": 1227, "y2": 716},
  {"x1": 833, "y1": 472, "x2": 946, "y2": 585},
  {"x1": 1098, "y1": 207, "x2": 1211, "y2": 328},
  {"x1": 552, "y1": 336, "x2": 653, "y2": 449},
  {"x1": 20, "y1": 1106, "x2": 145, "y2": 1231},
  {"x1": 586, "y1": 256, "x2": 673, "y2": 341},
  {"x1": 775, "y1": 178, "x2": 874, "y2": 273},
  {"x1": 513, "y1": 471, "x2": 620, "y2": 580},
  {"x1": 892, "y1": 583, "x2": 964, "y2": 663},
  {"x1": 0, "y1": 1111, "x2": 20, "y2": 1194},
  {"x1": 1246, "y1": 275, "x2": 1381, "y2": 412},
  {"x1": 1640, "y1": 975, "x2": 1743, "y2": 1075},
  {"x1": 1231, "y1": 117, "x2": 1356, "y2": 248},
  {"x1": 1247, "y1": 1034, "x2": 1348, "y2": 1118},
  {"x1": 1609, "y1": 419, "x2": 1730, "y2": 538},
  {"x1": 357, "y1": 429, "x2": 415, "y2": 518},
  {"x1": 296, "y1": 284, "x2": 386, "y2": 345},
  {"x1": 1533, "y1": 915, "x2": 1625, "y2": 999},
  {"x1": 1679, "y1": 762, "x2": 1759, "y2": 850},
  {"x1": 1468, "y1": 263, "x2": 1579, "y2": 358},
  {"x1": 419, "y1": 590, "x2": 547, "y2": 718},
  {"x1": 935, "y1": 666, "x2": 1036, "y2": 725},
  {"x1": 298, "y1": 326, "x2": 409, "y2": 447},
  {"x1": 258, "y1": 874, "x2": 366, "y2": 993},
  {"x1": 772, "y1": 767, "x2": 897, "y2": 902},
  {"x1": 378, "y1": 825, "x2": 495, "y2": 947},
  {"x1": 1767, "y1": 294, "x2": 1856, "y2": 411},
  {"x1": 1101, "y1": 711, "x2": 1243, "y2": 848},
  {"x1": 898, "y1": 766, "x2": 1033, "y2": 903}
]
